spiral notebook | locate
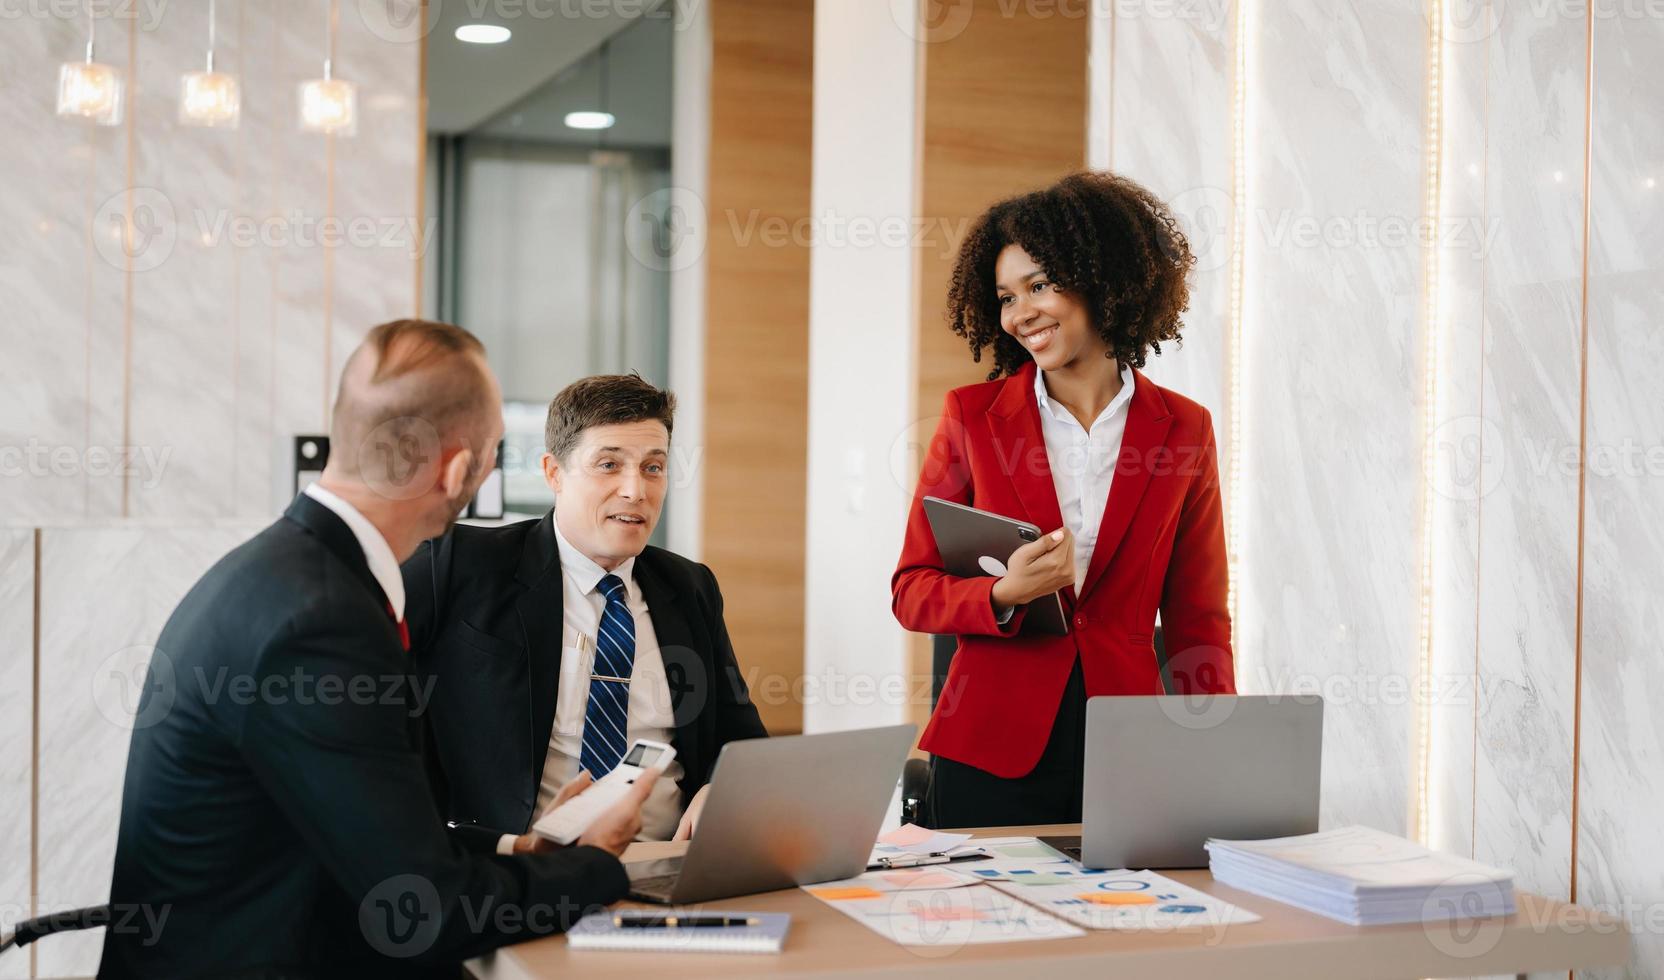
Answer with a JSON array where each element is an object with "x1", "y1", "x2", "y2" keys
[{"x1": 566, "y1": 911, "x2": 791, "y2": 954}]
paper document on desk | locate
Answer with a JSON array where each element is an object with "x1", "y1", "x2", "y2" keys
[
  {"x1": 874, "y1": 822, "x2": 976, "y2": 855},
  {"x1": 806, "y1": 879, "x2": 1083, "y2": 947},
  {"x1": 986, "y1": 869, "x2": 1261, "y2": 931}
]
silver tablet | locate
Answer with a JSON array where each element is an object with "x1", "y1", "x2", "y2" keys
[{"x1": 922, "y1": 496, "x2": 1068, "y2": 636}]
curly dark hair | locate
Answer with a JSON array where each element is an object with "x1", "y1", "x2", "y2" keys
[{"x1": 946, "y1": 171, "x2": 1194, "y2": 380}]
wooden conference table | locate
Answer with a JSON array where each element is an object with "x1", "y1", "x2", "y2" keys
[{"x1": 465, "y1": 824, "x2": 1629, "y2": 979}]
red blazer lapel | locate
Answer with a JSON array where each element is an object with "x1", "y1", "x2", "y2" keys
[
  {"x1": 983, "y1": 362, "x2": 1065, "y2": 537},
  {"x1": 1079, "y1": 369, "x2": 1172, "y2": 600}
]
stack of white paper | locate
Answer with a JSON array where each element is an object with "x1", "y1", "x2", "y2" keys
[{"x1": 1206, "y1": 826, "x2": 1515, "y2": 926}]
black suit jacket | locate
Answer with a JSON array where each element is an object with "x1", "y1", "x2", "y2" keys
[
  {"x1": 99, "y1": 495, "x2": 629, "y2": 979},
  {"x1": 402, "y1": 512, "x2": 768, "y2": 849}
]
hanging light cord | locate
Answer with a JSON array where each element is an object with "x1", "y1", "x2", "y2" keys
[
  {"x1": 205, "y1": 0, "x2": 217, "y2": 72},
  {"x1": 323, "y1": 0, "x2": 337, "y2": 81},
  {"x1": 83, "y1": 0, "x2": 96, "y2": 62}
]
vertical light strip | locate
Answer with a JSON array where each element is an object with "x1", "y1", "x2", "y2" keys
[
  {"x1": 1413, "y1": 0, "x2": 1448, "y2": 846},
  {"x1": 1568, "y1": 0, "x2": 1595, "y2": 913},
  {"x1": 414, "y1": 0, "x2": 429, "y2": 316},
  {"x1": 1223, "y1": 0, "x2": 1249, "y2": 659},
  {"x1": 121, "y1": 22, "x2": 137, "y2": 517},
  {"x1": 29, "y1": 529, "x2": 40, "y2": 980},
  {"x1": 322, "y1": 0, "x2": 339, "y2": 427}
]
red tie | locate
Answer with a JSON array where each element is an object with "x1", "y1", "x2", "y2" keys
[{"x1": 384, "y1": 601, "x2": 410, "y2": 652}]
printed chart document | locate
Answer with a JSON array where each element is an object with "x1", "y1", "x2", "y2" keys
[
  {"x1": 981, "y1": 868, "x2": 1261, "y2": 931},
  {"x1": 1206, "y1": 825, "x2": 1516, "y2": 925},
  {"x1": 805, "y1": 875, "x2": 1084, "y2": 947}
]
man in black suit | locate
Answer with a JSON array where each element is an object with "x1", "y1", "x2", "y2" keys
[
  {"x1": 100, "y1": 321, "x2": 653, "y2": 978},
  {"x1": 404, "y1": 374, "x2": 768, "y2": 856}
]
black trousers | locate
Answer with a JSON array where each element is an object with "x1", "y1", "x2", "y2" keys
[{"x1": 923, "y1": 657, "x2": 1087, "y2": 829}]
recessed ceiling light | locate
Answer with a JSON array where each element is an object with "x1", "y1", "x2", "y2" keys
[
  {"x1": 564, "y1": 111, "x2": 615, "y2": 130},
  {"x1": 455, "y1": 24, "x2": 511, "y2": 44}
]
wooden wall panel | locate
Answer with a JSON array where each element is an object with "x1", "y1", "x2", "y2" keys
[
  {"x1": 906, "y1": 0, "x2": 1091, "y2": 733},
  {"x1": 702, "y1": 0, "x2": 814, "y2": 735}
]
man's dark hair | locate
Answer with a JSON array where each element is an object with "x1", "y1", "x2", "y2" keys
[
  {"x1": 545, "y1": 373, "x2": 677, "y2": 460},
  {"x1": 945, "y1": 170, "x2": 1194, "y2": 380}
]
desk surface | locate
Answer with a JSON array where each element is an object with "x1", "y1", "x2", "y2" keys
[{"x1": 466, "y1": 824, "x2": 1628, "y2": 980}]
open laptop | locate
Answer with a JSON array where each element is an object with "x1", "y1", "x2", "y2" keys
[
  {"x1": 627, "y1": 725, "x2": 916, "y2": 904},
  {"x1": 1041, "y1": 695, "x2": 1323, "y2": 869}
]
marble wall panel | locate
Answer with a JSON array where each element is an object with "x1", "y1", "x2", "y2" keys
[
  {"x1": 1576, "y1": 11, "x2": 1664, "y2": 979},
  {"x1": 127, "y1": 4, "x2": 242, "y2": 520},
  {"x1": 34, "y1": 524, "x2": 261, "y2": 977},
  {"x1": 0, "y1": 531, "x2": 34, "y2": 980},
  {"x1": 0, "y1": 13, "x2": 129, "y2": 523},
  {"x1": 1105, "y1": 4, "x2": 1232, "y2": 425},
  {"x1": 1466, "y1": 7, "x2": 1587, "y2": 906},
  {"x1": 1240, "y1": 0, "x2": 1426, "y2": 834}
]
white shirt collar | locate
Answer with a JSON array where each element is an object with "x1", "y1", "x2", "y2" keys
[
  {"x1": 1034, "y1": 361, "x2": 1136, "y2": 431},
  {"x1": 302, "y1": 483, "x2": 406, "y2": 620},
  {"x1": 550, "y1": 512, "x2": 637, "y2": 599}
]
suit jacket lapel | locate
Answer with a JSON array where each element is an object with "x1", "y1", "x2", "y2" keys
[
  {"x1": 985, "y1": 362, "x2": 1067, "y2": 539},
  {"x1": 634, "y1": 554, "x2": 698, "y2": 795},
  {"x1": 1079, "y1": 369, "x2": 1172, "y2": 600},
  {"x1": 515, "y1": 513, "x2": 565, "y2": 797}
]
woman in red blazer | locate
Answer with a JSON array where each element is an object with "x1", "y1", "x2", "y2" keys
[{"x1": 893, "y1": 171, "x2": 1236, "y2": 828}]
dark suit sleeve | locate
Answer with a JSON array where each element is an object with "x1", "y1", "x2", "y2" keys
[
  {"x1": 699, "y1": 564, "x2": 769, "y2": 767},
  {"x1": 238, "y1": 608, "x2": 625, "y2": 961}
]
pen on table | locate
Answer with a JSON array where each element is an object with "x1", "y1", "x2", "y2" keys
[
  {"x1": 613, "y1": 914, "x2": 760, "y2": 928},
  {"x1": 867, "y1": 849, "x2": 992, "y2": 871}
]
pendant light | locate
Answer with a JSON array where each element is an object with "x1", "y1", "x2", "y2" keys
[
  {"x1": 299, "y1": 0, "x2": 356, "y2": 135},
  {"x1": 57, "y1": 1, "x2": 124, "y2": 126},
  {"x1": 180, "y1": 0, "x2": 240, "y2": 128}
]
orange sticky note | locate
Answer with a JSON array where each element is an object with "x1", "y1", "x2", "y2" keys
[
  {"x1": 1080, "y1": 893, "x2": 1158, "y2": 906},
  {"x1": 812, "y1": 886, "x2": 885, "y2": 901}
]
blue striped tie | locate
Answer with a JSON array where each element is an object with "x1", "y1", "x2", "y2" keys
[{"x1": 580, "y1": 574, "x2": 636, "y2": 779}]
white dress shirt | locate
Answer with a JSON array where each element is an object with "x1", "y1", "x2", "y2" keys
[
  {"x1": 496, "y1": 515, "x2": 686, "y2": 853},
  {"x1": 302, "y1": 483, "x2": 405, "y2": 619},
  {"x1": 1034, "y1": 363, "x2": 1136, "y2": 590}
]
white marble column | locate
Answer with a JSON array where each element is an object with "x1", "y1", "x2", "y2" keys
[
  {"x1": 1576, "y1": 10, "x2": 1664, "y2": 979},
  {"x1": 1239, "y1": 0, "x2": 1428, "y2": 834},
  {"x1": 0, "y1": 531, "x2": 34, "y2": 980},
  {"x1": 801, "y1": 0, "x2": 919, "y2": 733}
]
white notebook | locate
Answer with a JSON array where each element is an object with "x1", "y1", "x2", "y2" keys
[{"x1": 566, "y1": 911, "x2": 790, "y2": 954}]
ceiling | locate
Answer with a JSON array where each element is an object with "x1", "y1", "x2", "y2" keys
[{"x1": 425, "y1": 0, "x2": 671, "y2": 146}]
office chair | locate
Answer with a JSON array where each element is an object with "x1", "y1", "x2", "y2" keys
[
  {"x1": 0, "y1": 904, "x2": 112, "y2": 956},
  {"x1": 899, "y1": 628, "x2": 1170, "y2": 827}
]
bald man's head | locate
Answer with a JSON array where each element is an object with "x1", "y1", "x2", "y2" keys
[{"x1": 329, "y1": 319, "x2": 500, "y2": 494}]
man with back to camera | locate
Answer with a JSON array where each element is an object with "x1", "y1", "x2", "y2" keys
[
  {"x1": 100, "y1": 321, "x2": 654, "y2": 978},
  {"x1": 404, "y1": 373, "x2": 768, "y2": 854}
]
